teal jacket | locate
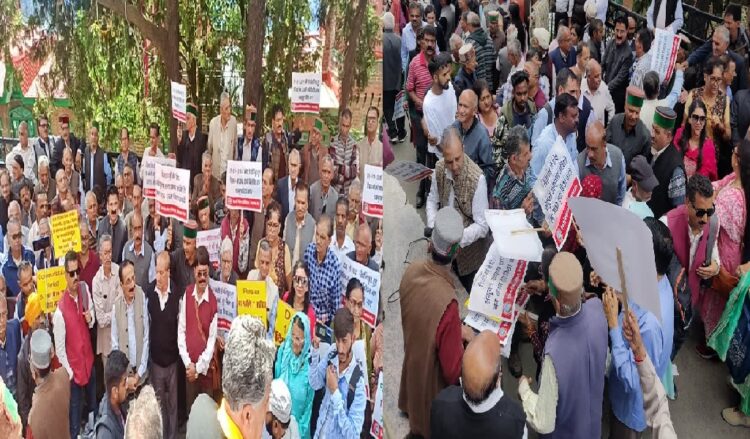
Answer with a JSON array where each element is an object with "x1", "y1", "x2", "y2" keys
[{"x1": 275, "y1": 312, "x2": 314, "y2": 439}]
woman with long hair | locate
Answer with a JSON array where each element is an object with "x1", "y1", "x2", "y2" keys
[
  {"x1": 256, "y1": 200, "x2": 291, "y2": 293},
  {"x1": 674, "y1": 99, "x2": 718, "y2": 181},
  {"x1": 275, "y1": 313, "x2": 314, "y2": 438},
  {"x1": 282, "y1": 260, "x2": 316, "y2": 334}
]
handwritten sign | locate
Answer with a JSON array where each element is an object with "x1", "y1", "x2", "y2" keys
[
  {"x1": 38, "y1": 266, "x2": 67, "y2": 313},
  {"x1": 385, "y1": 160, "x2": 433, "y2": 182},
  {"x1": 237, "y1": 280, "x2": 267, "y2": 328},
  {"x1": 291, "y1": 72, "x2": 322, "y2": 113},
  {"x1": 50, "y1": 210, "x2": 82, "y2": 255},
  {"x1": 273, "y1": 300, "x2": 295, "y2": 347},
  {"x1": 142, "y1": 156, "x2": 176, "y2": 199},
  {"x1": 171, "y1": 81, "x2": 187, "y2": 122},
  {"x1": 532, "y1": 136, "x2": 581, "y2": 250},
  {"x1": 226, "y1": 160, "x2": 262, "y2": 212},
  {"x1": 155, "y1": 163, "x2": 191, "y2": 222},
  {"x1": 209, "y1": 279, "x2": 237, "y2": 338},
  {"x1": 650, "y1": 28, "x2": 681, "y2": 83},
  {"x1": 340, "y1": 257, "x2": 380, "y2": 328},
  {"x1": 362, "y1": 165, "x2": 384, "y2": 218},
  {"x1": 370, "y1": 371, "x2": 384, "y2": 439},
  {"x1": 197, "y1": 228, "x2": 222, "y2": 266}
]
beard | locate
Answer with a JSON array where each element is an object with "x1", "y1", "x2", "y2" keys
[{"x1": 441, "y1": 81, "x2": 450, "y2": 90}]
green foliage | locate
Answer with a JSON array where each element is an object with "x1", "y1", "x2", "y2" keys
[{"x1": 328, "y1": 0, "x2": 379, "y2": 91}]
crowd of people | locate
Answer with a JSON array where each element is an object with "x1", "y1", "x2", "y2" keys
[
  {"x1": 388, "y1": 0, "x2": 750, "y2": 437},
  {"x1": 0, "y1": 89, "x2": 385, "y2": 438}
]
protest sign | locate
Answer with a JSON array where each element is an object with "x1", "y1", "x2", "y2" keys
[
  {"x1": 340, "y1": 257, "x2": 380, "y2": 328},
  {"x1": 155, "y1": 163, "x2": 190, "y2": 222},
  {"x1": 568, "y1": 197, "x2": 661, "y2": 322},
  {"x1": 533, "y1": 136, "x2": 582, "y2": 249},
  {"x1": 385, "y1": 161, "x2": 433, "y2": 182},
  {"x1": 226, "y1": 160, "x2": 263, "y2": 212},
  {"x1": 142, "y1": 156, "x2": 176, "y2": 199},
  {"x1": 393, "y1": 90, "x2": 407, "y2": 121},
  {"x1": 464, "y1": 310, "x2": 501, "y2": 333},
  {"x1": 197, "y1": 228, "x2": 222, "y2": 266},
  {"x1": 362, "y1": 165, "x2": 384, "y2": 218},
  {"x1": 37, "y1": 266, "x2": 67, "y2": 313},
  {"x1": 291, "y1": 72, "x2": 322, "y2": 113},
  {"x1": 50, "y1": 210, "x2": 82, "y2": 255},
  {"x1": 273, "y1": 300, "x2": 295, "y2": 346},
  {"x1": 485, "y1": 209, "x2": 544, "y2": 262},
  {"x1": 370, "y1": 371, "x2": 384, "y2": 439},
  {"x1": 209, "y1": 279, "x2": 237, "y2": 338},
  {"x1": 170, "y1": 81, "x2": 187, "y2": 122},
  {"x1": 650, "y1": 28, "x2": 681, "y2": 83},
  {"x1": 237, "y1": 280, "x2": 268, "y2": 327}
]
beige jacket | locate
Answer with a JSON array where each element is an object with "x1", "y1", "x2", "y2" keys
[{"x1": 637, "y1": 355, "x2": 677, "y2": 439}]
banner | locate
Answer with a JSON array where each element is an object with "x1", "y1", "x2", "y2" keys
[
  {"x1": 225, "y1": 160, "x2": 263, "y2": 212},
  {"x1": 171, "y1": 81, "x2": 187, "y2": 122},
  {"x1": 385, "y1": 161, "x2": 433, "y2": 182},
  {"x1": 485, "y1": 209, "x2": 543, "y2": 262},
  {"x1": 38, "y1": 266, "x2": 67, "y2": 313},
  {"x1": 362, "y1": 165, "x2": 384, "y2": 218},
  {"x1": 340, "y1": 257, "x2": 380, "y2": 328},
  {"x1": 273, "y1": 300, "x2": 295, "y2": 347},
  {"x1": 209, "y1": 279, "x2": 237, "y2": 338},
  {"x1": 197, "y1": 228, "x2": 222, "y2": 266},
  {"x1": 237, "y1": 280, "x2": 268, "y2": 328},
  {"x1": 650, "y1": 28, "x2": 681, "y2": 83},
  {"x1": 50, "y1": 210, "x2": 82, "y2": 255},
  {"x1": 532, "y1": 136, "x2": 581, "y2": 250},
  {"x1": 291, "y1": 72, "x2": 322, "y2": 113},
  {"x1": 155, "y1": 163, "x2": 191, "y2": 222},
  {"x1": 142, "y1": 156, "x2": 176, "y2": 199},
  {"x1": 370, "y1": 371, "x2": 384, "y2": 439}
]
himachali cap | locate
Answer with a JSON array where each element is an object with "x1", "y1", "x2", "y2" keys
[
  {"x1": 186, "y1": 103, "x2": 199, "y2": 117},
  {"x1": 30, "y1": 329, "x2": 53, "y2": 369},
  {"x1": 269, "y1": 379, "x2": 292, "y2": 424},
  {"x1": 532, "y1": 28, "x2": 550, "y2": 50},
  {"x1": 654, "y1": 106, "x2": 677, "y2": 130},
  {"x1": 197, "y1": 195, "x2": 211, "y2": 211},
  {"x1": 626, "y1": 86, "x2": 645, "y2": 108},
  {"x1": 432, "y1": 207, "x2": 463, "y2": 258},
  {"x1": 459, "y1": 44, "x2": 475, "y2": 63},
  {"x1": 630, "y1": 155, "x2": 659, "y2": 192},
  {"x1": 313, "y1": 118, "x2": 325, "y2": 133},
  {"x1": 548, "y1": 252, "x2": 583, "y2": 298},
  {"x1": 184, "y1": 220, "x2": 198, "y2": 239},
  {"x1": 487, "y1": 11, "x2": 500, "y2": 23}
]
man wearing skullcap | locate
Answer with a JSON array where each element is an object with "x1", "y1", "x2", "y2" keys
[
  {"x1": 606, "y1": 85, "x2": 651, "y2": 169},
  {"x1": 27, "y1": 329, "x2": 71, "y2": 439},
  {"x1": 177, "y1": 103, "x2": 208, "y2": 191},
  {"x1": 400, "y1": 207, "x2": 476, "y2": 438},
  {"x1": 647, "y1": 106, "x2": 686, "y2": 218},
  {"x1": 578, "y1": 120, "x2": 627, "y2": 205},
  {"x1": 15, "y1": 292, "x2": 47, "y2": 434},
  {"x1": 208, "y1": 91, "x2": 238, "y2": 178},
  {"x1": 302, "y1": 118, "x2": 325, "y2": 186},
  {"x1": 262, "y1": 379, "x2": 300, "y2": 439},
  {"x1": 519, "y1": 252, "x2": 608, "y2": 438}
]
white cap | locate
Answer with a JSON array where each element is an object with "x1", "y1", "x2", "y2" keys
[
  {"x1": 269, "y1": 379, "x2": 292, "y2": 424},
  {"x1": 459, "y1": 44, "x2": 474, "y2": 63}
]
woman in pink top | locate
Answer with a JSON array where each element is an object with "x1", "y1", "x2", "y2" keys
[
  {"x1": 674, "y1": 99, "x2": 718, "y2": 181},
  {"x1": 282, "y1": 260, "x2": 316, "y2": 339}
]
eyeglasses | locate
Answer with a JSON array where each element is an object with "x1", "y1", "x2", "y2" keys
[
  {"x1": 691, "y1": 203, "x2": 716, "y2": 218},
  {"x1": 690, "y1": 114, "x2": 707, "y2": 123},
  {"x1": 196, "y1": 270, "x2": 209, "y2": 278},
  {"x1": 294, "y1": 276, "x2": 309, "y2": 286},
  {"x1": 708, "y1": 76, "x2": 723, "y2": 84},
  {"x1": 67, "y1": 268, "x2": 80, "y2": 278},
  {"x1": 10, "y1": 233, "x2": 22, "y2": 240}
]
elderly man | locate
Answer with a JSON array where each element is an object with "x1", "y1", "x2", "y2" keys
[
  {"x1": 18, "y1": 183, "x2": 34, "y2": 229},
  {"x1": 49, "y1": 168, "x2": 70, "y2": 215},
  {"x1": 0, "y1": 288, "x2": 22, "y2": 397},
  {"x1": 550, "y1": 26, "x2": 577, "y2": 73},
  {"x1": 303, "y1": 215, "x2": 342, "y2": 325},
  {"x1": 603, "y1": 15, "x2": 634, "y2": 113},
  {"x1": 2, "y1": 219, "x2": 35, "y2": 300},
  {"x1": 191, "y1": 152, "x2": 222, "y2": 212},
  {"x1": 177, "y1": 103, "x2": 209, "y2": 190},
  {"x1": 92, "y1": 235, "x2": 120, "y2": 368},
  {"x1": 490, "y1": 126, "x2": 541, "y2": 220},
  {"x1": 519, "y1": 252, "x2": 608, "y2": 436},
  {"x1": 196, "y1": 196, "x2": 216, "y2": 232},
  {"x1": 32, "y1": 115, "x2": 54, "y2": 160},
  {"x1": 5, "y1": 200, "x2": 31, "y2": 251},
  {"x1": 111, "y1": 260, "x2": 150, "y2": 392},
  {"x1": 401, "y1": 2, "x2": 428, "y2": 72},
  {"x1": 383, "y1": 11, "x2": 406, "y2": 143},
  {"x1": 452, "y1": 90, "x2": 495, "y2": 185},
  {"x1": 33, "y1": 218, "x2": 55, "y2": 270},
  {"x1": 454, "y1": 43, "x2": 478, "y2": 99},
  {"x1": 629, "y1": 29, "x2": 654, "y2": 89},
  {"x1": 578, "y1": 121, "x2": 627, "y2": 205},
  {"x1": 247, "y1": 240, "x2": 280, "y2": 339},
  {"x1": 647, "y1": 107, "x2": 685, "y2": 219},
  {"x1": 217, "y1": 316, "x2": 275, "y2": 438},
  {"x1": 6, "y1": 122, "x2": 37, "y2": 185},
  {"x1": 277, "y1": 149, "x2": 302, "y2": 223},
  {"x1": 431, "y1": 330, "x2": 526, "y2": 438},
  {"x1": 330, "y1": 197, "x2": 354, "y2": 262},
  {"x1": 607, "y1": 86, "x2": 651, "y2": 170},
  {"x1": 83, "y1": 124, "x2": 113, "y2": 192},
  {"x1": 171, "y1": 221, "x2": 198, "y2": 297},
  {"x1": 329, "y1": 109, "x2": 359, "y2": 197},
  {"x1": 582, "y1": 60, "x2": 615, "y2": 125},
  {"x1": 348, "y1": 223, "x2": 378, "y2": 271},
  {"x1": 28, "y1": 191, "x2": 49, "y2": 245},
  {"x1": 284, "y1": 183, "x2": 316, "y2": 266},
  {"x1": 497, "y1": 40, "x2": 525, "y2": 107},
  {"x1": 124, "y1": 183, "x2": 146, "y2": 235},
  {"x1": 309, "y1": 155, "x2": 338, "y2": 222},
  {"x1": 400, "y1": 207, "x2": 474, "y2": 437},
  {"x1": 139, "y1": 123, "x2": 165, "y2": 183},
  {"x1": 12, "y1": 260, "x2": 35, "y2": 323},
  {"x1": 587, "y1": 18, "x2": 605, "y2": 63},
  {"x1": 264, "y1": 106, "x2": 291, "y2": 180},
  {"x1": 302, "y1": 119, "x2": 325, "y2": 185},
  {"x1": 622, "y1": 155, "x2": 659, "y2": 219},
  {"x1": 122, "y1": 212, "x2": 156, "y2": 290},
  {"x1": 236, "y1": 106, "x2": 265, "y2": 167},
  {"x1": 98, "y1": 185, "x2": 128, "y2": 264},
  {"x1": 531, "y1": 93, "x2": 581, "y2": 176},
  {"x1": 208, "y1": 92, "x2": 238, "y2": 178},
  {"x1": 54, "y1": 250, "x2": 97, "y2": 439},
  {"x1": 346, "y1": 176, "x2": 365, "y2": 241},
  {"x1": 27, "y1": 329, "x2": 72, "y2": 439},
  {"x1": 34, "y1": 155, "x2": 56, "y2": 202},
  {"x1": 427, "y1": 126, "x2": 489, "y2": 291},
  {"x1": 116, "y1": 128, "x2": 140, "y2": 184},
  {"x1": 464, "y1": 12, "x2": 493, "y2": 86},
  {"x1": 50, "y1": 115, "x2": 82, "y2": 175},
  {"x1": 214, "y1": 237, "x2": 239, "y2": 285},
  {"x1": 688, "y1": 25, "x2": 747, "y2": 93}
]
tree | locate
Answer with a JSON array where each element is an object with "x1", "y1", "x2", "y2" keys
[
  {"x1": 338, "y1": 0, "x2": 368, "y2": 109},
  {"x1": 243, "y1": 0, "x2": 266, "y2": 114}
]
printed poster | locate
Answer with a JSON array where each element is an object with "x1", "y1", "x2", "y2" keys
[
  {"x1": 38, "y1": 266, "x2": 67, "y2": 313},
  {"x1": 155, "y1": 163, "x2": 191, "y2": 222},
  {"x1": 385, "y1": 160, "x2": 433, "y2": 182},
  {"x1": 50, "y1": 210, "x2": 82, "y2": 255},
  {"x1": 273, "y1": 300, "x2": 295, "y2": 347},
  {"x1": 237, "y1": 280, "x2": 268, "y2": 328},
  {"x1": 291, "y1": 72, "x2": 322, "y2": 113},
  {"x1": 362, "y1": 165, "x2": 384, "y2": 218},
  {"x1": 370, "y1": 371, "x2": 384, "y2": 439},
  {"x1": 171, "y1": 81, "x2": 187, "y2": 122},
  {"x1": 225, "y1": 160, "x2": 263, "y2": 212},
  {"x1": 650, "y1": 28, "x2": 681, "y2": 83},
  {"x1": 142, "y1": 156, "x2": 176, "y2": 199},
  {"x1": 340, "y1": 257, "x2": 380, "y2": 328},
  {"x1": 197, "y1": 228, "x2": 222, "y2": 266},
  {"x1": 209, "y1": 279, "x2": 237, "y2": 338}
]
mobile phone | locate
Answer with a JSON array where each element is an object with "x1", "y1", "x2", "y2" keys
[
  {"x1": 33, "y1": 236, "x2": 51, "y2": 251},
  {"x1": 315, "y1": 322, "x2": 333, "y2": 345}
]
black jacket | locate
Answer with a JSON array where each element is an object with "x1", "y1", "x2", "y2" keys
[{"x1": 731, "y1": 89, "x2": 750, "y2": 147}]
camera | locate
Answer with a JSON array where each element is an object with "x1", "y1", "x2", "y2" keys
[{"x1": 33, "y1": 236, "x2": 51, "y2": 252}]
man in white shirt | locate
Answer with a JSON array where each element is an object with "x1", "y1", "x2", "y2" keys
[
  {"x1": 646, "y1": 0, "x2": 684, "y2": 33},
  {"x1": 581, "y1": 59, "x2": 615, "y2": 125},
  {"x1": 140, "y1": 123, "x2": 166, "y2": 183},
  {"x1": 330, "y1": 197, "x2": 355, "y2": 263},
  {"x1": 92, "y1": 235, "x2": 121, "y2": 367},
  {"x1": 423, "y1": 52, "x2": 457, "y2": 162},
  {"x1": 207, "y1": 91, "x2": 238, "y2": 178},
  {"x1": 6, "y1": 122, "x2": 37, "y2": 185}
]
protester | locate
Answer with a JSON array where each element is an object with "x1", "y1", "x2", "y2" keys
[
  {"x1": 191, "y1": 152, "x2": 223, "y2": 212},
  {"x1": 111, "y1": 260, "x2": 150, "y2": 392},
  {"x1": 309, "y1": 156, "x2": 338, "y2": 222},
  {"x1": 578, "y1": 121, "x2": 627, "y2": 205},
  {"x1": 284, "y1": 187, "x2": 315, "y2": 267},
  {"x1": 383, "y1": 11, "x2": 407, "y2": 143},
  {"x1": 177, "y1": 103, "x2": 208, "y2": 189},
  {"x1": 247, "y1": 240, "x2": 280, "y2": 339},
  {"x1": 83, "y1": 124, "x2": 113, "y2": 193},
  {"x1": 92, "y1": 235, "x2": 121, "y2": 367},
  {"x1": 630, "y1": 28, "x2": 654, "y2": 89},
  {"x1": 674, "y1": 99, "x2": 718, "y2": 180},
  {"x1": 454, "y1": 43, "x2": 478, "y2": 99},
  {"x1": 330, "y1": 197, "x2": 354, "y2": 262},
  {"x1": 648, "y1": 107, "x2": 686, "y2": 219},
  {"x1": 124, "y1": 385, "x2": 163, "y2": 439},
  {"x1": 531, "y1": 92, "x2": 580, "y2": 176},
  {"x1": 170, "y1": 221, "x2": 198, "y2": 296},
  {"x1": 236, "y1": 105, "x2": 265, "y2": 167},
  {"x1": 304, "y1": 215, "x2": 341, "y2": 325},
  {"x1": 606, "y1": 85, "x2": 651, "y2": 170},
  {"x1": 259, "y1": 202, "x2": 291, "y2": 294},
  {"x1": 423, "y1": 51, "x2": 457, "y2": 172},
  {"x1": 329, "y1": 109, "x2": 359, "y2": 197},
  {"x1": 207, "y1": 92, "x2": 238, "y2": 178},
  {"x1": 98, "y1": 185, "x2": 128, "y2": 264},
  {"x1": 641, "y1": 68, "x2": 685, "y2": 133},
  {"x1": 603, "y1": 15, "x2": 634, "y2": 113},
  {"x1": 263, "y1": 105, "x2": 291, "y2": 181},
  {"x1": 221, "y1": 207, "x2": 250, "y2": 278},
  {"x1": 16, "y1": 292, "x2": 45, "y2": 433},
  {"x1": 275, "y1": 313, "x2": 313, "y2": 438},
  {"x1": 277, "y1": 148, "x2": 302, "y2": 222},
  {"x1": 215, "y1": 237, "x2": 239, "y2": 285},
  {"x1": 622, "y1": 155, "x2": 659, "y2": 219},
  {"x1": 95, "y1": 349, "x2": 130, "y2": 438},
  {"x1": 27, "y1": 329, "x2": 70, "y2": 439},
  {"x1": 688, "y1": 25, "x2": 748, "y2": 93},
  {"x1": 0, "y1": 293, "x2": 21, "y2": 398}
]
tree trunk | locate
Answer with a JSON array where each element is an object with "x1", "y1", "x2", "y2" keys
[
  {"x1": 244, "y1": 0, "x2": 267, "y2": 120},
  {"x1": 339, "y1": 0, "x2": 368, "y2": 110}
]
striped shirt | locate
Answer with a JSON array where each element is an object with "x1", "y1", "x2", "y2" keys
[
  {"x1": 328, "y1": 134, "x2": 359, "y2": 196},
  {"x1": 406, "y1": 52, "x2": 433, "y2": 112},
  {"x1": 303, "y1": 242, "x2": 342, "y2": 324}
]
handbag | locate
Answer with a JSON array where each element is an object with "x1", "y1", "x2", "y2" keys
[
  {"x1": 193, "y1": 297, "x2": 221, "y2": 392},
  {"x1": 711, "y1": 266, "x2": 739, "y2": 298}
]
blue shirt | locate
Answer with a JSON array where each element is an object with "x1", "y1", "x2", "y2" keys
[
  {"x1": 530, "y1": 96, "x2": 596, "y2": 145},
  {"x1": 0, "y1": 319, "x2": 21, "y2": 398},
  {"x1": 530, "y1": 123, "x2": 579, "y2": 178},
  {"x1": 1, "y1": 247, "x2": 36, "y2": 297},
  {"x1": 608, "y1": 301, "x2": 664, "y2": 432},
  {"x1": 303, "y1": 242, "x2": 342, "y2": 324}
]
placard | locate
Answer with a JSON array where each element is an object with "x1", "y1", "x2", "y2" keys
[
  {"x1": 225, "y1": 160, "x2": 263, "y2": 212},
  {"x1": 171, "y1": 81, "x2": 187, "y2": 122},
  {"x1": 142, "y1": 156, "x2": 176, "y2": 199},
  {"x1": 38, "y1": 266, "x2": 67, "y2": 313},
  {"x1": 273, "y1": 300, "x2": 295, "y2": 347},
  {"x1": 385, "y1": 160, "x2": 433, "y2": 182},
  {"x1": 370, "y1": 371, "x2": 384, "y2": 439},
  {"x1": 362, "y1": 165, "x2": 384, "y2": 218},
  {"x1": 197, "y1": 228, "x2": 222, "y2": 265},
  {"x1": 340, "y1": 257, "x2": 380, "y2": 328},
  {"x1": 50, "y1": 210, "x2": 82, "y2": 255},
  {"x1": 650, "y1": 28, "x2": 681, "y2": 83},
  {"x1": 155, "y1": 163, "x2": 191, "y2": 222},
  {"x1": 237, "y1": 280, "x2": 268, "y2": 327},
  {"x1": 485, "y1": 209, "x2": 544, "y2": 262},
  {"x1": 209, "y1": 279, "x2": 237, "y2": 338},
  {"x1": 291, "y1": 72, "x2": 322, "y2": 113},
  {"x1": 532, "y1": 136, "x2": 582, "y2": 249}
]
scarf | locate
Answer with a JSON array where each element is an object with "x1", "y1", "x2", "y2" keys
[{"x1": 276, "y1": 312, "x2": 311, "y2": 375}]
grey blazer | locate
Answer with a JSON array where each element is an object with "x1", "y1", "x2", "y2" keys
[{"x1": 309, "y1": 180, "x2": 338, "y2": 222}]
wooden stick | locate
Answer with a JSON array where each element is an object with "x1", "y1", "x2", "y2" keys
[
  {"x1": 510, "y1": 228, "x2": 545, "y2": 235},
  {"x1": 616, "y1": 247, "x2": 629, "y2": 315}
]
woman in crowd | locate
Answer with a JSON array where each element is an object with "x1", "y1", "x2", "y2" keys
[
  {"x1": 674, "y1": 99, "x2": 718, "y2": 181},
  {"x1": 344, "y1": 278, "x2": 373, "y2": 375},
  {"x1": 275, "y1": 313, "x2": 314, "y2": 439},
  {"x1": 258, "y1": 201, "x2": 291, "y2": 294},
  {"x1": 282, "y1": 260, "x2": 316, "y2": 335},
  {"x1": 473, "y1": 79, "x2": 504, "y2": 168},
  {"x1": 220, "y1": 207, "x2": 249, "y2": 276}
]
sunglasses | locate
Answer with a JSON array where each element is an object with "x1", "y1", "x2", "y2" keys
[
  {"x1": 691, "y1": 203, "x2": 715, "y2": 218},
  {"x1": 294, "y1": 276, "x2": 309, "y2": 285},
  {"x1": 690, "y1": 114, "x2": 707, "y2": 123},
  {"x1": 67, "y1": 268, "x2": 80, "y2": 278}
]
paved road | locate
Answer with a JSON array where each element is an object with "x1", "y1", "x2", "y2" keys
[{"x1": 383, "y1": 138, "x2": 748, "y2": 438}]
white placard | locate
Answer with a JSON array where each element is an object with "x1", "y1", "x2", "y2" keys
[
  {"x1": 362, "y1": 165, "x2": 384, "y2": 218},
  {"x1": 568, "y1": 197, "x2": 661, "y2": 322},
  {"x1": 291, "y1": 72, "x2": 322, "y2": 113},
  {"x1": 370, "y1": 371, "x2": 384, "y2": 439},
  {"x1": 464, "y1": 310, "x2": 501, "y2": 333},
  {"x1": 340, "y1": 257, "x2": 380, "y2": 328},
  {"x1": 197, "y1": 228, "x2": 222, "y2": 265},
  {"x1": 225, "y1": 160, "x2": 263, "y2": 212},
  {"x1": 532, "y1": 136, "x2": 582, "y2": 249},
  {"x1": 142, "y1": 156, "x2": 176, "y2": 199},
  {"x1": 171, "y1": 81, "x2": 187, "y2": 122},
  {"x1": 210, "y1": 279, "x2": 237, "y2": 339},
  {"x1": 385, "y1": 160, "x2": 433, "y2": 182},
  {"x1": 155, "y1": 163, "x2": 190, "y2": 222},
  {"x1": 485, "y1": 208, "x2": 544, "y2": 262},
  {"x1": 650, "y1": 28, "x2": 681, "y2": 84}
]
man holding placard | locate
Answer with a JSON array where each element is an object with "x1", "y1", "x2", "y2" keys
[{"x1": 304, "y1": 215, "x2": 341, "y2": 326}]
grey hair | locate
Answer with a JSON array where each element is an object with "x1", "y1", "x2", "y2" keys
[
  {"x1": 38, "y1": 217, "x2": 49, "y2": 229},
  {"x1": 38, "y1": 155, "x2": 50, "y2": 170},
  {"x1": 467, "y1": 12, "x2": 480, "y2": 27},
  {"x1": 220, "y1": 236, "x2": 233, "y2": 257},
  {"x1": 220, "y1": 91, "x2": 231, "y2": 106},
  {"x1": 289, "y1": 148, "x2": 301, "y2": 162},
  {"x1": 559, "y1": 300, "x2": 582, "y2": 317},
  {"x1": 258, "y1": 238, "x2": 272, "y2": 254},
  {"x1": 86, "y1": 190, "x2": 97, "y2": 204},
  {"x1": 202, "y1": 152, "x2": 212, "y2": 166},
  {"x1": 507, "y1": 39, "x2": 522, "y2": 57},
  {"x1": 222, "y1": 315, "x2": 276, "y2": 411},
  {"x1": 18, "y1": 121, "x2": 28, "y2": 132},
  {"x1": 441, "y1": 125, "x2": 463, "y2": 152},
  {"x1": 98, "y1": 234, "x2": 113, "y2": 253},
  {"x1": 383, "y1": 12, "x2": 395, "y2": 30},
  {"x1": 449, "y1": 34, "x2": 463, "y2": 51},
  {"x1": 124, "y1": 385, "x2": 163, "y2": 439},
  {"x1": 585, "y1": 59, "x2": 601, "y2": 77},
  {"x1": 502, "y1": 126, "x2": 530, "y2": 161},
  {"x1": 320, "y1": 154, "x2": 334, "y2": 168},
  {"x1": 349, "y1": 179, "x2": 362, "y2": 195},
  {"x1": 715, "y1": 25, "x2": 730, "y2": 44},
  {"x1": 557, "y1": 25, "x2": 569, "y2": 40}
]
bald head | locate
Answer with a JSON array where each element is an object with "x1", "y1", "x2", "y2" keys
[
  {"x1": 462, "y1": 330, "x2": 502, "y2": 404},
  {"x1": 585, "y1": 59, "x2": 602, "y2": 92}
]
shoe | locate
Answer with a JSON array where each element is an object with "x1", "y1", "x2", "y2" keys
[
  {"x1": 416, "y1": 195, "x2": 426, "y2": 209},
  {"x1": 722, "y1": 407, "x2": 750, "y2": 427},
  {"x1": 508, "y1": 351, "x2": 523, "y2": 378},
  {"x1": 695, "y1": 343, "x2": 718, "y2": 360},
  {"x1": 389, "y1": 135, "x2": 399, "y2": 143},
  {"x1": 397, "y1": 134, "x2": 407, "y2": 143}
]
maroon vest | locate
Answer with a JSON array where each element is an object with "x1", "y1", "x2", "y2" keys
[
  {"x1": 185, "y1": 284, "x2": 217, "y2": 364},
  {"x1": 58, "y1": 288, "x2": 94, "y2": 386},
  {"x1": 667, "y1": 204, "x2": 710, "y2": 307}
]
